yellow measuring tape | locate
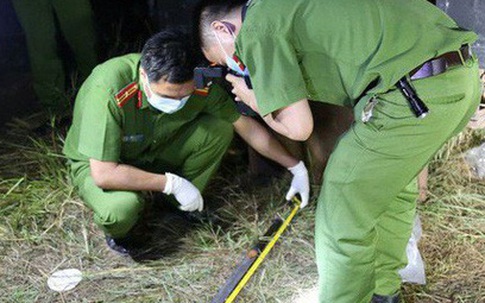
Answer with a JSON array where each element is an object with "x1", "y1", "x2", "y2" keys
[{"x1": 224, "y1": 197, "x2": 301, "y2": 303}]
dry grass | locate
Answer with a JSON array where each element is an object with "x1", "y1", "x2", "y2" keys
[
  {"x1": 0, "y1": 119, "x2": 484, "y2": 303},
  {"x1": 401, "y1": 130, "x2": 485, "y2": 303}
]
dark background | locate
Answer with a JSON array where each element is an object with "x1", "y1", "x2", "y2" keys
[
  {"x1": 437, "y1": 0, "x2": 485, "y2": 67},
  {"x1": 0, "y1": 0, "x2": 199, "y2": 126}
]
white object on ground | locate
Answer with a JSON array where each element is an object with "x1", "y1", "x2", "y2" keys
[
  {"x1": 47, "y1": 268, "x2": 83, "y2": 292},
  {"x1": 399, "y1": 216, "x2": 426, "y2": 285},
  {"x1": 465, "y1": 142, "x2": 485, "y2": 179},
  {"x1": 293, "y1": 286, "x2": 319, "y2": 303}
]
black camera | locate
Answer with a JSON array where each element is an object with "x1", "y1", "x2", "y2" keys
[
  {"x1": 194, "y1": 66, "x2": 227, "y2": 89},
  {"x1": 194, "y1": 66, "x2": 256, "y2": 116}
]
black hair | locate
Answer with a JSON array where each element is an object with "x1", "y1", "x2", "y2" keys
[
  {"x1": 141, "y1": 28, "x2": 201, "y2": 84},
  {"x1": 193, "y1": 0, "x2": 247, "y2": 50}
]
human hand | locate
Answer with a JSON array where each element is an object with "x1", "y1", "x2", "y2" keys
[
  {"x1": 163, "y1": 173, "x2": 204, "y2": 212},
  {"x1": 285, "y1": 161, "x2": 310, "y2": 209},
  {"x1": 226, "y1": 73, "x2": 260, "y2": 113}
]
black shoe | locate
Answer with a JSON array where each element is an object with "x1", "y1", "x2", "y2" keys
[
  {"x1": 371, "y1": 293, "x2": 400, "y2": 303},
  {"x1": 105, "y1": 236, "x2": 131, "y2": 256}
]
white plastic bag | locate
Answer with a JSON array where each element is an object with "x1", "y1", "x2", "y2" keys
[
  {"x1": 47, "y1": 268, "x2": 83, "y2": 292},
  {"x1": 399, "y1": 216, "x2": 426, "y2": 285},
  {"x1": 465, "y1": 142, "x2": 485, "y2": 179}
]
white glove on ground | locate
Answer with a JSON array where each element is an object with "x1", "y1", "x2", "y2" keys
[
  {"x1": 286, "y1": 161, "x2": 310, "y2": 209},
  {"x1": 163, "y1": 173, "x2": 204, "y2": 212}
]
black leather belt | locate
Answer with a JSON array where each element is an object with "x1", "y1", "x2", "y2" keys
[
  {"x1": 410, "y1": 44, "x2": 473, "y2": 80},
  {"x1": 397, "y1": 45, "x2": 473, "y2": 118},
  {"x1": 356, "y1": 45, "x2": 473, "y2": 117}
]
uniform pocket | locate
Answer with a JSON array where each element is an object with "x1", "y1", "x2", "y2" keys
[
  {"x1": 358, "y1": 92, "x2": 418, "y2": 133},
  {"x1": 121, "y1": 135, "x2": 148, "y2": 162},
  {"x1": 422, "y1": 92, "x2": 466, "y2": 105}
]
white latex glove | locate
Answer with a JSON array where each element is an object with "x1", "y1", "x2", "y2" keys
[
  {"x1": 163, "y1": 173, "x2": 203, "y2": 212},
  {"x1": 286, "y1": 161, "x2": 310, "y2": 209}
]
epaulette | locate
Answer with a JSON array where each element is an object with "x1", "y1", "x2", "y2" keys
[
  {"x1": 115, "y1": 82, "x2": 139, "y2": 108},
  {"x1": 233, "y1": 55, "x2": 246, "y2": 71},
  {"x1": 194, "y1": 87, "x2": 210, "y2": 97}
]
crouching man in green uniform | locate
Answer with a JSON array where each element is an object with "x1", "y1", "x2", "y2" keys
[
  {"x1": 195, "y1": 0, "x2": 481, "y2": 302},
  {"x1": 63, "y1": 29, "x2": 309, "y2": 255}
]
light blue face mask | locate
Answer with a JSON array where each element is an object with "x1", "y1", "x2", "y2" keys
[
  {"x1": 213, "y1": 26, "x2": 249, "y2": 77},
  {"x1": 226, "y1": 56, "x2": 250, "y2": 77},
  {"x1": 143, "y1": 77, "x2": 190, "y2": 114}
]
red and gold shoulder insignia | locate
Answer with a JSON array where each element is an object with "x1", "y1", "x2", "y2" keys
[
  {"x1": 233, "y1": 54, "x2": 246, "y2": 71},
  {"x1": 194, "y1": 87, "x2": 210, "y2": 97},
  {"x1": 115, "y1": 82, "x2": 139, "y2": 108}
]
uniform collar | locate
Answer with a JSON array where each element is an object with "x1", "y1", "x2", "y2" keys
[
  {"x1": 138, "y1": 80, "x2": 151, "y2": 110},
  {"x1": 136, "y1": 62, "x2": 152, "y2": 110}
]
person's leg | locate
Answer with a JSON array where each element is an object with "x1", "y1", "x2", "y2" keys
[
  {"x1": 70, "y1": 162, "x2": 145, "y2": 239},
  {"x1": 149, "y1": 114, "x2": 234, "y2": 192},
  {"x1": 315, "y1": 60, "x2": 481, "y2": 303},
  {"x1": 52, "y1": 0, "x2": 98, "y2": 80},
  {"x1": 374, "y1": 179, "x2": 418, "y2": 296},
  {"x1": 11, "y1": 0, "x2": 65, "y2": 109}
]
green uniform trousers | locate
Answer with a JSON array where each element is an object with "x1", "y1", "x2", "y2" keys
[
  {"x1": 315, "y1": 59, "x2": 481, "y2": 303},
  {"x1": 69, "y1": 115, "x2": 234, "y2": 238},
  {"x1": 12, "y1": 0, "x2": 97, "y2": 110}
]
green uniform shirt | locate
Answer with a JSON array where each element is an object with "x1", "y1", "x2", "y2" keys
[
  {"x1": 235, "y1": 0, "x2": 478, "y2": 116},
  {"x1": 63, "y1": 54, "x2": 240, "y2": 164}
]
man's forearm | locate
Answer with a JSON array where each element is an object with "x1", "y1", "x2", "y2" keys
[
  {"x1": 234, "y1": 116, "x2": 299, "y2": 168},
  {"x1": 89, "y1": 159, "x2": 167, "y2": 192},
  {"x1": 247, "y1": 132, "x2": 299, "y2": 168}
]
